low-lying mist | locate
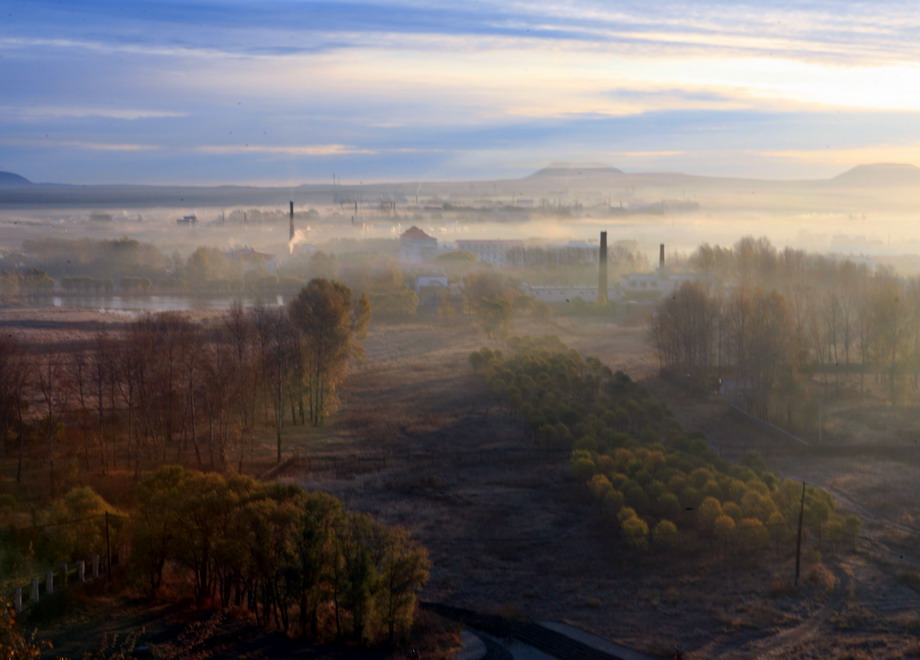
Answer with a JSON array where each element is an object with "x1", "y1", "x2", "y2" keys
[{"x1": 3, "y1": 205, "x2": 920, "y2": 275}]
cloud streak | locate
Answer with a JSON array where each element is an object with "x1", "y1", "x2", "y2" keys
[
  {"x1": 193, "y1": 144, "x2": 377, "y2": 156},
  {"x1": 0, "y1": 106, "x2": 186, "y2": 121}
]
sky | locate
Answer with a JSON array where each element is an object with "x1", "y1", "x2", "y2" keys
[{"x1": 3, "y1": 0, "x2": 920, "y2": 185}]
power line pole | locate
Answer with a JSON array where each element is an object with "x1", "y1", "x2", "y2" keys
[
  {"x1": 794, "y1": 481, "x2": 806, "y2": 586},
  {"x1": 105, "y1": 510, "x2": 111, "y2": 580}
]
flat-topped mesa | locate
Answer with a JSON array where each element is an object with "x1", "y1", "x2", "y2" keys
[
  {"x1": 831, "y1": 163, "x2": 920, "y2": 186},
  {"x1": 527, "y1": 162, "x2": 625, "y2": 178}
]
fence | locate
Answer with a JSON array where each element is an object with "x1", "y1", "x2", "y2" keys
[{"x1": 10, "y1": 544, "x2": 129, "y2": 614}]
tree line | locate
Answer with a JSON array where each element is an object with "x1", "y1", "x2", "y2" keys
[
  {"x1": 470, "y1": 336, "x2": 859, "y2": 557},
  {"x1": 0, "y1": 279, "x2": 369, "y2": 492},
  {"x1": 2, "y1": 467, "x2": 429, "y2": 647},
  {"x1": 652, "y1": 236, "x2": 920, "y2": 424}
]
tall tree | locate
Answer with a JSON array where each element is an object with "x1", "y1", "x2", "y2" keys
[
  {"x1": 462, "y1": 271, "x2": 515, "y2": 337},
  {"x1": 288, "y1": 279, "x2": 370, "y2": 426},
  {"x1": 250, "y1": 306, "x2": 301, "y2": 461},
  {"x1": 0, "y1": 334, "x2": 29, "y2": 482},
  {"x1": 0, "y1": 334, "x2": 26, "y2": 459}
]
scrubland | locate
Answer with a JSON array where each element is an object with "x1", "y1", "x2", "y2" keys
[{"x1": 2, "y1": 308, "x2": 920, "y2": 658}]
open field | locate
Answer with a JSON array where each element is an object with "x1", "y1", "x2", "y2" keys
[
  {"x1": 4, "y1": 308, "x2": 920, "y2": 657},
  {"x1": 255, "y1": 316, "x2": 917, "y2": 658}
]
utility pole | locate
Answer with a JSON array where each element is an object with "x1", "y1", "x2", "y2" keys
[
  {"x1": 105, "y1": 511, "x2": 111, "y2": 580},
  {"x1": 818, "y1": 398, "x2": 824, "y2": 443},
  {"x1": 794, "y1": 481, "x2": 806, "y2": 586}
]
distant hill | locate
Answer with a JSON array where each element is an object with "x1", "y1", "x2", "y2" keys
[
  {"x1": 0, "y1": 171, "x2": 32, "y2": 187},
  {"x1": 2, "y1": 161, "x2": 920, "y2": 210},
  {"x1": 830, "y1": 163, "x2": 920, "y2": 187},
  {"x1": 528, "y1": 163, "x2": 625, "y2": 178}
]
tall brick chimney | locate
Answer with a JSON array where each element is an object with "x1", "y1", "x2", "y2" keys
[{"x1": 598, "y1": 231, "x2": 608, "y2": 303}]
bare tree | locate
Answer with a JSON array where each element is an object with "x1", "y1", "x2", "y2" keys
[
  {"x1": 66, "y1": 347, "x2": 93, "y2": 470},
  {"x1": 0, "y1": 334, "x2": 29, "y2": 482},
  {"x1": 35, "y1": 351, "x2": 68, "y2": 495}
]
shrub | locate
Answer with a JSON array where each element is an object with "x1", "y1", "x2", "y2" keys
[
  {"x1": 723, "y1": 501, "x2": 743, "y2": 522},
  {"x1": 588, "y1": 474, "x2": 613, "y2": 498},
  {"x1": 570, "y1": 452, "x2": 595, "y2": 481},
  {"x1": 603, "y1": 489, "x2": 625, "y2": 515},
  {"x1": 621, "y1": 516, "x2": 649, "y2": 551},
  {"x1": 652, "y1": 519, "x2": 679, "y2": 549},
  {"x1": 737, "y1": 518, "x2": 769, "y2": 553},
  {"x1": 697, "y1": 496, "x2": 723, "y2": 530},
  {"x1": 713, "y1": 514, "x2": 736, "y2": 543}
]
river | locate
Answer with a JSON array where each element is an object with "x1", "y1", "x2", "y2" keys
[{"x1": 48, "y1": 294, "x2": 288, "y2": 314}]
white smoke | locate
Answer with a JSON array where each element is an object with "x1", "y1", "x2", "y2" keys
[{"x1": 288, "y1": 226, "x2": 312, "y2": 254}]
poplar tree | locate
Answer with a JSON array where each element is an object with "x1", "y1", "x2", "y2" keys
[{"x1": 288, "y1": 279, "x2": 369, "y2": 426}]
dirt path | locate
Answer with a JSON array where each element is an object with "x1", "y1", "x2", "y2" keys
[
  {"x1": 573, "y1": 322, "x2": 920, "y2": 658},
  {"x1": 708, "y1": 565, "x2": 850, "y2": 659},
  {"x1": 281, "y1": 321, "x2": 862, "y2": 657}
]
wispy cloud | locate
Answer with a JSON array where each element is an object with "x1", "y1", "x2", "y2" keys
[
  {"x1": 51, "y1": 141, "x2": 163, "y2": 152},
  {"x1": 614, "y1": 150, "x2": 685, "y2": 157},
  {"x1": 762, "y1": 144, "x2": 920, "y2": 167},
  {"x1": 0, "y1": 106, "x2": 186, "y2": 121},
  {"x1": 8, "y1": 1, "x2": 920, "y2": 65},
  {"x1": 193, "y1": 144, "x2": 377, "y2": 156}
]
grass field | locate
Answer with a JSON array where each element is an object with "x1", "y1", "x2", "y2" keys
[{"x1": 3, "y1": 308, "x2": 920, "y2": 657}]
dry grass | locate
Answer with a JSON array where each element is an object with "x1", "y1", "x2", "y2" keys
[
  {"x1": 8, "y1": 310, "x2": 920, "y2": 657},
  {"x1": 805, "y1": 562, "x2": 838, "y2": 594}
]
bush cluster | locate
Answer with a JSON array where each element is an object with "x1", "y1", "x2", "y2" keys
[{"x1": 471, "y1": 336, "x2": 860, "y2": 556}]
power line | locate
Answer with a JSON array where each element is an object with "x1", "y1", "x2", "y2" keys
[{"x1": 8, "y1": 512, "x2": 129, "y2": 533}]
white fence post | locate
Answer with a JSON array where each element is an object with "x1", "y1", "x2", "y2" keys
[
  {"x1": 30, "y1": 578, "x2": 39, "y2": 603},
  {"x1": 14, "y1": 587, "x2": 22, "y2": 613},
  {"x1": 92, "y1": 555, "x2": 100, "y2": 579},
  {"x1": 78, "y1": 560, "x2": 85, "y2": 583},
  {"x1": 45, "y1": 571, "x2": 53, "y2": 595},
  {"x1": 62, "y1": 563, "x2": 68, "y2": 587}
]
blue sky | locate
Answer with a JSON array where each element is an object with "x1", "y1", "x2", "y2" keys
[{"x1": 3, "y1": 0, "x2": 920, "y2": 184}]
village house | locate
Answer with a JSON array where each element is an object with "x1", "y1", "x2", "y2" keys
[{"x1": 400, "y1": 226, "x2": 438, "y2": 263}]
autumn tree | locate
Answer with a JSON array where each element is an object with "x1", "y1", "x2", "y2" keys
[
  {"x1": 35, "y1": 352, "x2": 66, "y2": 495},
  {"x1": 249, "y1": 305, "x2": 301, "y2": 461},
  {"x1": 866, "y1": 274, "x2": 912, "y2": 400},
  {"x1": 463, "y1": 271, "x2": 516, "y2": 337},
  {"x1": 288, "y1": 279, "x2": 370, "y2": 426},
  {"x1": 133, "y1": 465, "x2": 190, "y2": 594},
  {"x1": 649, "y1": 281, "x2": 720, "y2": 387},
  {"x1": 88, "y1": 332, "x2": 118, "y2": 473},
  {"x1": 724, "y1": 287, "x2": 799, "y2": 420},
  {"x1": 185, "y1": 246, "x2": 232, "y2": 289},
  {"x1": 435, "y1": 250, "x2": 478, "y2": 279},
  {"x1": 131, "y1": 467, "x2": 427, "y2": 642},
  {"x1": 46, "y1": 486, "x2": 121, "y2": 563}
]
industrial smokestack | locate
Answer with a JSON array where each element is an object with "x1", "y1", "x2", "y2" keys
[
  {"x1": 289, "y1": 201, "x2": 294, "y2": 242},
  {"x1": 659, "y1": 243, "x2": 665, "y2": 271},
  {"x1": 598, "y1": 231, "x2": 608, "y2": 304}
]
